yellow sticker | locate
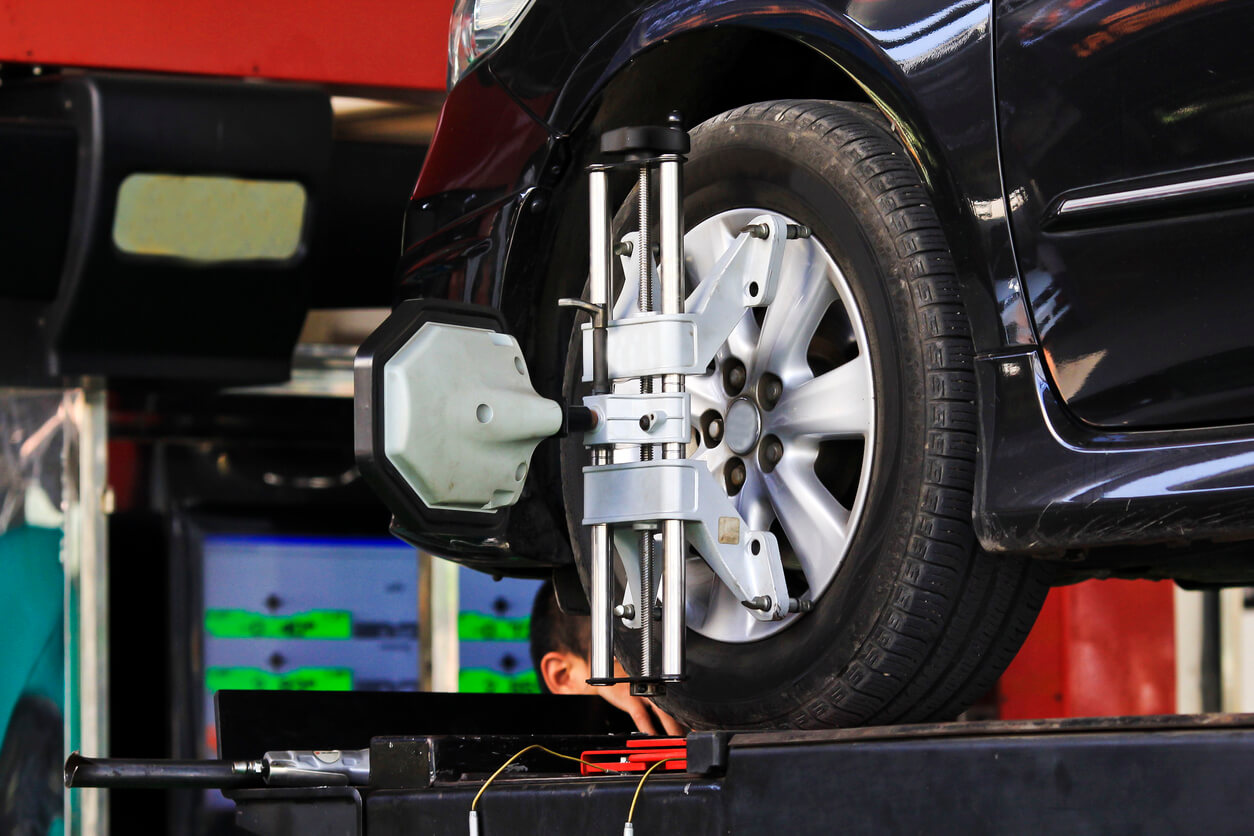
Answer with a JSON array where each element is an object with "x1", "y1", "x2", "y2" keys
[{"x1": 113, "y1": 173, "x2": 306, "y2": 262}]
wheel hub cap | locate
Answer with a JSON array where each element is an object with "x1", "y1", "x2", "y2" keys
[{"x1": 724, "y1": 398, "x2": 761, "y2": 455}]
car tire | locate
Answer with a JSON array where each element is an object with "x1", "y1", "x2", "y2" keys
[{"x1": 563, "y1": 99, "x2": 1052, "y2": 729}]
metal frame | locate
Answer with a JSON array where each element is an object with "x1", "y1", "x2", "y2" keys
[
  {"x1": 62, "y1": 382, "x2": 110, "y2": 836},
  {"x1": 417, "y1": 552, "x2": 460, "y2": 693},
  {"x1": 583, "y1": 460, "x2": 790, "y2": 621},
  {"x1": 579, "y1": 219, "x2": 788, "y2": 381},
  {"x1": 580, "y1": 199, "x2": 797, "y2": 686}
]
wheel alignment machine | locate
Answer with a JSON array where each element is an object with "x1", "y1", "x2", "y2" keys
[{"x1": 355, "y1": 114, "x2": 815, "y2": 695}]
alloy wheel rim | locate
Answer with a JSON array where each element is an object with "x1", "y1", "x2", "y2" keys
[{"x1": 612, "y1": 208, "x2": 876, "y2": 643}]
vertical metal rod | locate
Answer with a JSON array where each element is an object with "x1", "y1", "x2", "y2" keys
[
  {"x1": 65, "y1": 383, "x2": 110, "y2": 836},
  {"x1": 637, "y1": 166, "x2": 653, "y2": 314},
  {"x1": 658, "y1": 156, "x2": 687, "y2": 678},
  {"x1": 588, "y1": 169, "x2": 615, "y2": 683},
  {"x1": 589, "y1": 170, "x2": 611, "y2": 311},
  {"x1": 636, "y1": 164, "x2": 655, "y2": 679},
  {"x1": 429, "y1": 555, "x2": 461, "y2": 692},
  {"x1": 590, "y1": 480, "x2": 614, "y2": 682},
  {"x1": 638, "y1": 531, "x2": 655, "y2": 678},
  {"x1": 658, "y1": 159, "x2": 684, "y2": 319},
  {"x1": 661, "y1": 519, "x2": 685, "y2": 676}
]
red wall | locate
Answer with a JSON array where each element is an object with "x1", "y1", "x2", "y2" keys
[
  {"x1": 998, "y1": 579, "x2": 1177, "y2": 719},
  {"x1": 0, "y1": 0, "x2": 453, "y2": 90}
]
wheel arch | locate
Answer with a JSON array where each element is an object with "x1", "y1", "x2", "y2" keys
[
  {"x1": 488, "y1": 14, "x2": 1011, "y2": 578},
  {"x1": 523, "y1": 21, "x2": 1003, "y2": 371}
]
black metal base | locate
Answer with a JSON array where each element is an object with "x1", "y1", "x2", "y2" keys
[
  {"x1": 584, "y1": 675, "x2": 686, "y2": 697},
  {"x1": 214, "y1": 690, "x2": 637, "y2": 758},
  {"x1": 224, "y1": 713, "x2": 1254, "y2": 835}
]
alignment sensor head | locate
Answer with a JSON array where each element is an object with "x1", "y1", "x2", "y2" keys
[{"x1": 355, "y1": 299, "x2": 557, "y2": 543}]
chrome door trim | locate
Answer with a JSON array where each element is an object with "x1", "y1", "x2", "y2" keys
[{"x1": 1057, "y1": 170, "x2": 1254, "y2": 216}]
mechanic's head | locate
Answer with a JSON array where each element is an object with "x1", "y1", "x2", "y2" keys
[
  {"x1": 529, "y1": 580, "x2": 592, "y2": 694},
  {"x1": 528, "y1": 580, "x2": 685, "y2": 736}
]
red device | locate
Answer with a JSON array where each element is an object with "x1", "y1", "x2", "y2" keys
[{"x1": 579, "y1": 738, "x2": 687, "y2": 775}]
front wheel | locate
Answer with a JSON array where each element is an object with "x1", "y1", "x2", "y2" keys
[{"x1": 563, "y1": 100, "x2": 1051, "y2": 729}]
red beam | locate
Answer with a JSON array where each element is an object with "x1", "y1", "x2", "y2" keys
[{"x1": 0, "y1": 0, "x2": 452, "y2": 90}]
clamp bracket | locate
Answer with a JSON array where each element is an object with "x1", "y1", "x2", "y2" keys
[
  {"x1": 581, "y1": 214, "x2": 789, "y2": 382},
  {"x1": 583, "y1": 392, "x2": 690, "y2": 447},
  {"x1": 584, "y1": 460, "x2": 790, "y2": 621}
]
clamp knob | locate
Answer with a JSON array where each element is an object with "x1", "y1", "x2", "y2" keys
[{"x1": 600, "y1": 112, "x2": 690, "y2": 159}]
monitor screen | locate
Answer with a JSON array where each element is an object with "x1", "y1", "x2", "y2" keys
[
  {"x1": 199, "y1": 534, "x2": 420, "y2": 760},
  {"x1": 458, "y1": 569, "x2": 543, "y2": 693}
]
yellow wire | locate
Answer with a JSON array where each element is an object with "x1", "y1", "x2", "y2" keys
[
  {"x1": 469, "y1": 744, "x2": 632, "y2": 811},
  {"x1": 627, "y1": 757, "x2": 685, "y2": 823}
]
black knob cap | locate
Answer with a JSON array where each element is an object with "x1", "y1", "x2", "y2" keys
[{"x1": 600, "y1": 115, "x2": 690, "y2": 158}]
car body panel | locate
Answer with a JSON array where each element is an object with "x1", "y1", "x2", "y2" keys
[
  {"x1": 406, "y1": 0, "x2": 1036, "y2": 352},
  {"x1": 995, "y1": 0, "x2": 1254, "y2": 428},
  {"x1": 394, "y1": 0, "x2": 1254, "y2": 575},
  {"x1": 977, "y1": 351, "x2": 1254, "y2": 563}
]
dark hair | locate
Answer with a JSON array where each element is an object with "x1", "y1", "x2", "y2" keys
[{"x1": 529, "y1": 580, "x2": 590, "y2": 693}]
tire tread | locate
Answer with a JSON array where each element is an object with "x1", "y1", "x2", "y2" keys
[{"x1": 679, "y1": 99, "x2": 1049, "y2": 729}]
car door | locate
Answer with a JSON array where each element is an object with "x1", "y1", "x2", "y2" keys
[{"x1": 995, "y1": 0, "x2": 1254, "y2": 428}]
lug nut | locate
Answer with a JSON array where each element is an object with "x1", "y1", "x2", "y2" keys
[
  {"x1": 724, "y1": 358, "x2": 747, "y2": 395},
  {"x1": 725, "y1": 458, "x2": 747, "y2": 495},
  {"x1": 759, "y1": 373, "x2": 783, "y2": 410},
  {"x1": 701, "y1": 410, "x2": 724, "y2": 447},
  {"x1": 759, "y1": 434, "x2": 784, "y2": 473}
]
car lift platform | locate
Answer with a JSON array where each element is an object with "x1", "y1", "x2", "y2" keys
[{"x1": 213, "y1": 694, "x2": 1254, "y2": 836}]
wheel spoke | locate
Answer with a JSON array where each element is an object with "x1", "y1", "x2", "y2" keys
[
  {"x1": 684, "y1": 557, "x2": 719, "y2": 631},
  {"x1": 768, "y1": 354, "x2": 872, "y2": 441},
  {"x1": 684, "y1": 216, "x2": 736, "y2": 285},
  {"x1": 613, "y1": 241, "x2": 660, "y2": 321},
  {"x1": 736, "y1": 464, "x2": 774, "y2": 531},
  {"x1": 763, "y1": 453, "x2": 850, "y2": 586},
  {"x1": 686, "y1": 372, "x2": 724, "y2": 420},
  {"x1": 696, "y1": 580, "x2": 759, "y2": 642},
  {"x1": 694, "y1": 438, "x2": 732, "y2": 475},
  {"x1": 724, "y1": 311, "x2": 759, "y2": 365},
  {"x1": 754, "y1": 247, "x2": 837, "y2": 383}
]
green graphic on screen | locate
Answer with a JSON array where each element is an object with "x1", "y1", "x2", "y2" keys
[
  {"x1": 205, "y1": 608, "x2": 352, "y2": 640},
  {"x1": 457, "y1": 570, "x2": 544, "y2": 694},
  {"x1": 201, "y1": 536, "x2": 420, "y2": 713},
  {"x1": 205, "y1": 666, "x2": 353, "y2": 691},
  {"x1": 459, "y1": 668, "x2": 539, "y2": 693},
  {"x1": 457, "y1": 612, "x2": 530, "y2": 642}
]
